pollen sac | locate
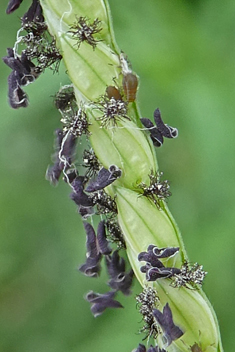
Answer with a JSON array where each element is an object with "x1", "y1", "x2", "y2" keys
[
  {"x1": 46, "y1": 129, "x2": 77, "y2": 185},
  {"x1": 79, "y1": 221, "x2": 112, "y2": 277},
  {"x1": 85, "y1": 290, "x2": 123, "y2": 317},
  {"x1": 85, "y1": 165, "x2": 122, "y2": 192},
  {"x1": 140, "y1": 118, "x2": 163, "y2": 147},
  {"x1": 3, "y1": 49, "x2": 38, "y2": 86},
  {"x1": 70, "y1": 176, "x2": 94, "y2": 208},
  {"x1": 7, "y1": 72, "x2": 28, "y2": 109},
  {"x1": 3, "y1": 48, "x2": 41, "y2": 109},
  {"x1": 6, "y1": 0, "x2": 23, "y2": 14},
  {"x1": 134, "y1": 344, "x2": 146, "y2": 352},
  {"x1": 3, "y1": 49, "x2": 38, "y2": 108},
  {"x1": 97, "y1": 220, "x2": 112, "y2": 255},
  {"x1": 105, "y1": 250, "x2": 134, "y2": 295},
  {"x1": 145, "y1": 266, "x2": 181, "y2": 281},
  {"x1": 153, "y1": 303, "x2": 184, "y2": 346},
  {"x1": 154, "y1": 108, "x2": 178, "y2": 139},
  {"x1": 138, "y1": 245, "x2": 180, "y2": 282},
  {"x1": 122, "y1": 72, "x2": 138, "y2": 103},
  {"x1": 68, "y1": 16, "x2": 102, "y2": 50},
  {"x1": 79, "y1": 222, "x2": 102, "y2": 277},
  {"x1": 21, "y1": 0, "x2": 45, "y2": 27},
  {"x1": 141, "y1": 108, "x2": 178, "y2": 147}
]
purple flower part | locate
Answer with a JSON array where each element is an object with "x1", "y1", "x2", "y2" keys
[
  {"x1": 147, "y1": 347, "x2": 157, "y2": 352},
  {"x1": 46, "y1": 129, "x2": 77, "y2": 185},
  {"x1": 146, "y1": 267, "x2": 181, "y2": 281},
  {"x1": 138, "y1": 251, "x2": 164, "y2": 268},
  {"x1": 147, "y1": 347, "x2": 167, "y2": 352},
  {"x1": 59, "y1": 131, "x2": 77, "y2": 163},
  {"x1": 6, "y1": 0, "x2": 23, "y2": 14},
  {"x1": 3, "y1": 50, "x2": 37, "y2": 86},
  {"x1": 150, "y1": 133, "x2": 164, "y2": 147},
  {"x1": 97, "y1": 220, "x2": 112, "y2": 255},
  {"x1": 78, "y1": 205, "x2": 95, "y2": 219},
  {"x1": 140, "y1": 117, "x2": 154, "y2": 129},
  {"x1": 140, "y1": 118, "x2": 164, "y2": 147},
  {"x1": 22, "y1": 0, "x2": 44, "y2": 24},
  {"x1": 70, "y1": 177, "x2": 94, "y2": 207},
  {"x1": 85, "y1": 165, "x2": 121, "y2": 192},
  {"x1": 151, "y1": 246, "x2": 180, "y2": 259},
  {"x1": 46, "y1": 161, "x2": 63, "y2": 185},
  {"x1": 7, "y1": 72, "x2": 28, "y2": 109},
  {"x1": 63, "y1": 169, "x2": 77, "y2": 184},
  {"x1": 83, "y1": 222, "x2": 99, "y2": 259},
  {"x1": 70, "y1": 189, "x2": 94, "y2": 207},
  {"x1": 134, "y1": 344, "x2": 146, "y2": 352},
  {"x1": 85, "y1": 290, "x2": 123, "y2": 317},
  {"x1": 106, "y1": 250, "x2": 126, "y2": 276},
  {"x1": 78, "y1": 222, "x2": 102, "y2": 277},
  {"x1": 79, "y1": 257, "x2": 101, "y2": 277},
  {"x1": 140, "y1": 265, "x2": 148, "y2": 273},
  {"x1": 71, "y1": 175, "x2": 85, "y2": 193},
  {"x1": 153, "y1": 108, "x2": 178, "y2": 139},
  {"x1": 153, "y1": 303, "x2": 184, "y2": 346},
  {"x1": 106, "y1": 251, "x2": 134, "y2": 295}
]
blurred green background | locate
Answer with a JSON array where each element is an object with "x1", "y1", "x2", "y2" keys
[{"x1": 0, "y1": 0, "x2": 234, "y2": 351}]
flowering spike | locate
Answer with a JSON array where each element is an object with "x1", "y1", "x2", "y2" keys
[{"x1": 4, "y1": 0, "x2": 224, "y2": 351}]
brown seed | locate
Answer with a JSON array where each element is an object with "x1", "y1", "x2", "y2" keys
[{"x1": 122, "y1": 72, "x2": 138, "y2": 102}]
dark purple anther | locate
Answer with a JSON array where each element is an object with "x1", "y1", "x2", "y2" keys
[
  {"x1": 7, "y1": 72, "x2": 28, "y2": 109},
  {"x1": 70, "y1": 176, "x2": 94, "y2": 207},
  {"x1": 138, "y1": 251, "x2": 164, "y2": 268},
  {"x1": 146, "y1": 266, "x2": 181, "y2": 281},
  {"x1": 6, "y1": 0, "x2": 23, "y2": 14},
  {"x1": 79, "y1": 222, "x2": 102, "y2": 277},
  {"x1": 134, "y1": 344, "x2": 146, "y2": 352},
  {"x1": 46, "y1": 129, "x2": 77, "y2": 185},
  {"x1": 151, "y1": 246, "x2": 179, "y2": 259},
  {"x1": 22, "y1": 0, "x2": 44, "y2": 24},
  {"x1": 153, "y1": 108, "x2": 178, "y2": 139},
  {"x1": 85, "y1": 165, "x2": 121, "y2": 192},
  {"x1": 85, "y1": 290, "x2": 123, "y2": 317},
  {"x1": 153, "y1": 303, "x2": 184, "y2": 346},
  {"x1": 106, "y1": 250, "x2": 134, "y2": 295},
  {"x1": 97, "y1": 220, "x2": 112, "y2": 255},
  {"x1": 140, "y1": 118, "x2": 164, "y2": 147},
  {"x1": 3, "y1": 49, "x2": 38, "y2": 86}
]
